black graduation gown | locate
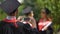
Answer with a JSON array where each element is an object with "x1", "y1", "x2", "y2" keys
[
  {"x1": 32, "y1": 28, "x2": 39, "y2": 34},
  {"x1": 14, "y1": 22, "x2": 25, "y2": 34},
  {"x1": 46, "y1": 25, "x2": 53, "y2": 34},
  {"x1": 23, "y1": 23, "x2": 38, "y2": 34},
  {"x1": 0, "y1": 21, "x2": 14, "y2": 34},
  {"x1": 38, "y1": 25, "x2": 53, "y2": 34},
  {"x1": 0, "y1": 21, "x2": 25, "y2": 34}
]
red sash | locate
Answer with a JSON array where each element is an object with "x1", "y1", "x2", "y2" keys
[
  {"x1": 38, "y1": 19, "x2": 49, "y2": 31},
  {"x1": 3, "y1": 18, "x2": 18, "y2": 28}
]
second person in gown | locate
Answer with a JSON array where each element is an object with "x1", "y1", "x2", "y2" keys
[{"x1": 38, "y1": 8, "x2": 53, "y2": 34}]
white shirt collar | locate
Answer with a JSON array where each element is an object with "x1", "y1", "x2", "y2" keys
[{"x1": 6, "y1": 16, "x2": 16, "y2": 20}]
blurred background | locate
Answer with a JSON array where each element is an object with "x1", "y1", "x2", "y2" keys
[{"x1": 0, "y1": 0, "x2": 60, "y2": 34}]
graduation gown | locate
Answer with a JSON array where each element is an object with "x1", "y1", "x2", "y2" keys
[
  {"x1": 38, "y1": 19, "x2": 53, "y2": 34},
  {"x1": 19, "y1": 17, "x2": 38, "y2": 34},
  {"x1": 0, "y1": 17, "x2": 25, "y2": 34},
  {"x1": 15, "y1": 22, "x2": 25, "y2": 34},
  {"x1": 23, "y1": 23, "x2": 34, "y2": 34},
  {"x1": 0, "y1": 21, "x2": 25, "y2": 34},
  {"x1": 0, "y1": 21, "x2": 14, "y2": 34},
  {"x1": 22, "y1": 22, "x2": 39, "y2": 34}
]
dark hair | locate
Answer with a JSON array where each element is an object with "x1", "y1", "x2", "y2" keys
[
  {"x1": 24, "y1": 18, "x2": 30, "y2": 21},
  {"x1": 44, "y1": 8, "x2": 52, "y2": 20},
  {"x1": 9, "y1": 8, "x2": 17, "y2": 15},
  {"x1": 44, "y1": 8, "x2": 51, "y2": 15},
  {"x1": 25, "y1": 12, "x2": 31, "y2": 16}
]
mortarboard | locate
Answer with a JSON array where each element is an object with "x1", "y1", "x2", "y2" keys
[
  {"x1": 22, "y1": 6, "x2": 32, "y2": 14},
  {"x1": 0, "y1": 0, "x2": 21, "y2": 14}
]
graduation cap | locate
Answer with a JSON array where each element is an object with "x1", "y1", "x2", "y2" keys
[
  {"x1": 22, "y1": 6, "x2": 32, "y2": 14},
  {"x1": 0, "y1": 0, "x2": 23, "y2": 14}
]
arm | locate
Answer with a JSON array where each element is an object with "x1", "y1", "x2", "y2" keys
[
  {"x1": 30, "y1": 17, "x2": 37, "y2": 28},
  {"x1": 17, "y1": 16, "x2": 24, "y2": 22}
]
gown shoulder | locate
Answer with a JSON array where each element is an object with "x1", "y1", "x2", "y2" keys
[
  {"x1": 16, "y1": 22, "x2": 25, "y2": 34},
  {"x1": 23, "y1": 23, "x2": 38, "y2": 34}
]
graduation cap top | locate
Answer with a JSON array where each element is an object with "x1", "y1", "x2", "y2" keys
[
  {"x1": 22, "y1": 6, "x2": 33, "y2": 14},
  {"x1": 0, "y1": 0, "x2": 23, "y2": 14}
]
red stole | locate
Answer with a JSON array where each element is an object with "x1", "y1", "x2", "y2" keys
[
  {"x1": 38, "y1": 18, "x2": 49, "y2": 31},
  {"x1": 3, "y1": 18, "x2": 18, "y2": 28}
]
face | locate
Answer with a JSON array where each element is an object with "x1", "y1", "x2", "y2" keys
[
  {"x1": 41, "y1": 9, "x2": 47, "y2": 18},
  {"x1": 30, "y1": 11, "x2": 34, "y2": 17}
]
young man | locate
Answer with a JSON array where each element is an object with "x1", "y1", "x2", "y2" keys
[{"x1": 0, "y1": 0, "x2": 25, "y2": 34}]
